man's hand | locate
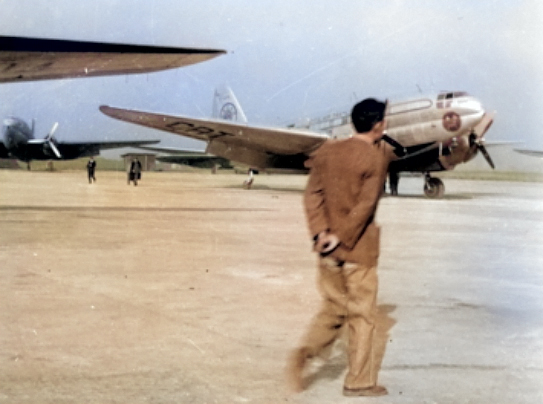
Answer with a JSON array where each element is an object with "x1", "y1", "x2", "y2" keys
[{"x1": 314, "y1": 231, "x2": 340, "y2": 255}]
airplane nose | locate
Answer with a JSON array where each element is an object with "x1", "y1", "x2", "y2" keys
[{"x1": 467, "y1": 97, "x2": 484, "y2": 114}]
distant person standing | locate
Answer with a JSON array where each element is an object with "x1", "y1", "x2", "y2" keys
[
  {"x1": 243, "y1": 168, "x2": 255, "y2": 189},
  {"x1": 287, "y1": 98, "x2": 393, "y2": 397},
  {"x1": 136, "y1": 158, "x2": 142, "y2": 181},
  {"x1": 128, "y1": 157, "x2": 142, "y2": 186},
  {"x1": 388, "y1": 170, "x2": 399, "y2": 196},
  {"x1": 87, "y1": 157, "x2": 96, "y2": 184}
]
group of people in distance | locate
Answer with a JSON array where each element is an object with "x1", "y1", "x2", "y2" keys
[{"x1": 86, "y1": 157, "x2": 142, "y2": 186}]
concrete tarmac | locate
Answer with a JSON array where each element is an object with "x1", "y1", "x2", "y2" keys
[{"x1": 1, "y1": 170, "x2": 542, "y2": 403}]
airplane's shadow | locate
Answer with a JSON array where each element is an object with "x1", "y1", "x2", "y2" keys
[
  {"x1": 383, "y1": 193, "x2": 474, "y2": 200},
  {"x1": 224, "y1": 185, "x2": 504, "y2": 200},
  {"x1": 303, "y1": 304, "x2": 397, "y2": 389},
  {"x1": 383, "y1": 191, "x2": 507, "y2": 200},
  {"x1": 224, "y1": 184, "x2": 305, "y2": 193},
  {"x1": 0, "y1": 205, "x2": 273, "y2": 213}
]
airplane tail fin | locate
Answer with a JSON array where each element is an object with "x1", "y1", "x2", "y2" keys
[{"x1": 212, "y1": 85, "x2": 248, "y2": 123}]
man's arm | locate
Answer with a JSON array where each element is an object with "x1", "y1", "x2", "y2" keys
[{"x1": 303, "y1": 157, "x2": 329, "y2": 240}]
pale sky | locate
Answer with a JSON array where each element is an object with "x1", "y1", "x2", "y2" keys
[{"x1": 0, "y1": 0, "x2": 542, "y2": 154}]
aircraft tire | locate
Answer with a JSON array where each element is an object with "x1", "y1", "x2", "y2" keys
[{"x1": 424, "y1": 177, "x2": 444, "y2": 199}]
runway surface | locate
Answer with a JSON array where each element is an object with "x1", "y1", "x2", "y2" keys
[{"x1": 1, "y1": 170, "x2": 542, "y2": 403}]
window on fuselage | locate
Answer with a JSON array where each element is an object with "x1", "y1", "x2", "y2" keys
[{"x1": 453, "y1": 91, "x2": 468, "y2": 98}]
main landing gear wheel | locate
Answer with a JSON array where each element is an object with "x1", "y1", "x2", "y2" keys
[{"x1": 424, "y1": 176, "x2": 445, "y2": 199}]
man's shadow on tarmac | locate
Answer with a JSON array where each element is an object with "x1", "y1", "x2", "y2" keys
[{"x1": 304, "y1": 304, "x2": 397, "y2": 389}]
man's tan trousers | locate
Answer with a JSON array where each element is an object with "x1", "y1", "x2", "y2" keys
[{"x1": 300, "y1": 256, "x2": 379, "y2": 389}]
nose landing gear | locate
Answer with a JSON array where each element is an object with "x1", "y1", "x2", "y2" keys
[{"x1": 424, "y1": 173, "x2": 444, "y2": 199}]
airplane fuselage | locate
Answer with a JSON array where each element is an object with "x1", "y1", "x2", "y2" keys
[
  {"x1": 386, "y1": 92, "x2": 484, "y2": 147},
  {"x1": 315, "y1": 92, "x2": 484, "y2": 146},
  {"x1": 1, "y1": 117, "x2": 35, "y2": 161},
  {"x1": 300, "y1": 91, "x2": 490, "y2": 172}
]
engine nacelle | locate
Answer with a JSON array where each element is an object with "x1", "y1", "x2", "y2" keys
[{"x1": 439, "y1": 136, "x2": 478, "y2": 170}]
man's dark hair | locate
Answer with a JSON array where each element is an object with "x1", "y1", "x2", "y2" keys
[{"x1": 351, "y1": 98, "x2": 387, "y2": 133}]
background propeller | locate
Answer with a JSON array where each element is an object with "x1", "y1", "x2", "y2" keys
[
  {"x1": 44, "y1": 122, "x2": 61, "y2": 158},
  {"x1": 27, "y1": 121, "x2": 61, "y2": 158}
]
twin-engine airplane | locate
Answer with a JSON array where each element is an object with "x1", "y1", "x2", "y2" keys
[
  {"x1": 0, "y1": 117, "x2": 158, "y2": 167},
  {"x1": 100, "y1": 88, "x2": 495, "y2": 198}
]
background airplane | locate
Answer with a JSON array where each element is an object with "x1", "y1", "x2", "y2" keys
[
  {"x1": 99, "y1": 87, "x2": 495, "y2": 198},
  {"x1": 0, "y1": 116, "x2": 159, "y2": 169},
  {"x1": 0, "y1": 35, "x2": 225, "y2": 83}
]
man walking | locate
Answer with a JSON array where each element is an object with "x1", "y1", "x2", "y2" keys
[
  {"x1": 87, "y1": 157, "x2": 96, "y2": 184},
  {"x1": 288, "y1": 98, "x2": 392, "y2": 397},
  {"x1": 128, "y1": 158, "x2": 142, "y2": 186}
]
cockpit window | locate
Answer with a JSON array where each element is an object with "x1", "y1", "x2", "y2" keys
[{"x1": 437, "y1": 91, "x2": 469, "y2": 108}]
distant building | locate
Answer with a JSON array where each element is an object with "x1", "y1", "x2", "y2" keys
[
  {"x1": 0, "y1": 158, "x2": 21, "y2": 169},
  {"x1": 120, "y1": 153, "x2": 156, "y2": 171}
]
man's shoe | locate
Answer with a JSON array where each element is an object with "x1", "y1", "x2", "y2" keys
[{"x1": 343, "y1": 385, "x2": 388, "y2": 397}]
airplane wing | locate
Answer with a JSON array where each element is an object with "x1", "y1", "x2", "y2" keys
[
  {"x1": 136, "y1": 145, "x2": 232, "y2": 167},
  {"x1": 484, "y1": 141, "x2": 520, "y2": 146},
  {"x1": 99, "y1": 105, "x2": 329, "y2": 169},
  {"x1": 136, "y1": 145, "x2": 207, "y2": 154},
  {"x1": 0, "y1": 35, "x2": 226, "y2": 83},
  {"x1": 58, "y1": 139, "x2": 161, "y2": 150},
  {"x1": 22, "y1": 139, "x2": 160, "y2": 160},
  {"x1": 514, "y1": 148, "x2": 543, "y2": 157}
]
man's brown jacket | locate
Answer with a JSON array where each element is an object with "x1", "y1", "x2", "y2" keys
[{"x1": 304, "y1": 137, "x2": 391, "y2": 267}]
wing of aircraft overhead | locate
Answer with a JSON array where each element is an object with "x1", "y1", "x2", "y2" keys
[
  {"x1": 0, "y1": 35, "x2": 226, "y2": 83},
  {"x1": 99, "y1": 106, "x2": 329, "y2": 171}
]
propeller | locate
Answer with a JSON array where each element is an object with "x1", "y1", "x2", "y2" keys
[
  {"x1": 470, "y1": 112, "x2": 495, "y2": 169},
  {"x1": 28, "y1": 122, "x2": 61, "y2": 158},
  {"x1": 44, "y1": 122, "x2": 61, "y2": 158},
  {"x1": 476, "y1": 139, "x2": 495, "y2": 169}
]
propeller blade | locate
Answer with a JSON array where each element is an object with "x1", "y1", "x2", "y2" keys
[
  {"x1": 46, "y1": 122, "x2": 59, "y2": 139},
  {"x1": 45, "y1": 122, "x2": 61, "y2": 158},
  {"x1": 48, "y1": 139, "x2": 61, "y2": 158},
  {"x1": 477, "y1": 144, "x2": 495, "y2": 169},
  {"x1": 473, "y1": 111, "x2": 495, "y2": 138}
]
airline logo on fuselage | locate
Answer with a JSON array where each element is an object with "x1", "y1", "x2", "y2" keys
[
  {"x1": 442, "y1": 111, "x2": 461, "y2": 132},
  {"x1": 165, "y1": 120, "x2": 235, "y2": 140}
]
